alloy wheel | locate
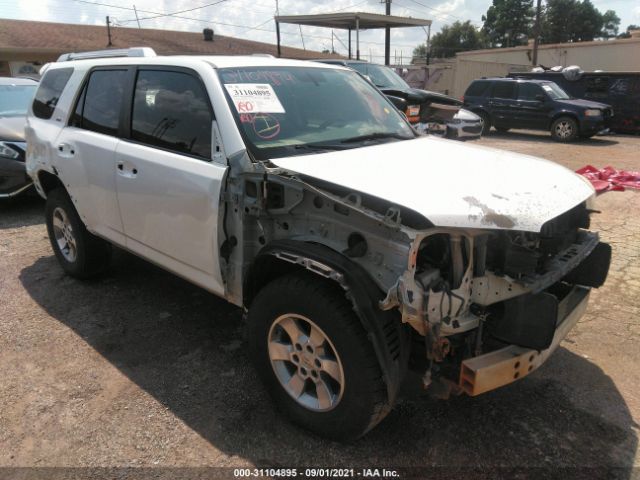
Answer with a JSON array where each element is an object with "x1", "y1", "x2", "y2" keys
[
  {"x1": 52, "y1": 207, "x2": 77, "y2": 262},
  {"x1": 268, "y1": 314, "x2": 345, "y2": 412}
]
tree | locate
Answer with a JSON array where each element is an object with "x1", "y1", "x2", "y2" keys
[
  {"x1": 541, "y1": 0, "x2": 619, "y2": 43},
  {"x1": 481, "y1": 0, "x2": 534, "y2": 48},
  {"x1": 617, "y1": 24, "x2": 638, "y2": 39},
  {"x1": 601, "y1": 10, "x2": 620, "y2": 38},
  {"x1": 413, "y1": 20, "x2": 488, "y2": 60}
]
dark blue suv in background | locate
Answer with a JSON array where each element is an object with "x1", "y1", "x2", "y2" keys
[{"x1": 463, "y1": 78, "x2": 613, "y2": 142}]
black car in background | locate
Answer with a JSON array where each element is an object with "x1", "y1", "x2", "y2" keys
[
  {"x1": 316, "y1": 59, "x2": 483, "y2": 140},
  {"x1": 508, "y1": 71, "x2": 640, "y2": 134},
  {"x1": 463, "y1": 77, "x2": 613, "y2": 142},
  {"x1": 0, "y1": 77, "x2": 38, "y2": 199}
]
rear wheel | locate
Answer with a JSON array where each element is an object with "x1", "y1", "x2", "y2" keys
[
  {"x1": 45, "y1": 188, "x2": 112, "y2": 278},
  {"x1": 247, "y1": 272, "x2": 391, "y2": 441},
  {"x1": 551, "y1": 116, "x2": 579, "y2": 142}
]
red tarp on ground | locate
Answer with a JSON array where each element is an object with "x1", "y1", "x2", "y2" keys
[{"x1": 576, "y1": 165, "x2": 640, "y2": 193}]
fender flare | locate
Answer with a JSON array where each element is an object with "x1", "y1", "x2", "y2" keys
[{"x1": 245, "y1": 239, "x2": 409, "y2": 404}]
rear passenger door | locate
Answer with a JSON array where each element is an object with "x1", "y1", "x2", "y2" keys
[
  {"x1": 115, "y1": 67, "x2": 227, "y2": 295},
  {"x1": 54, "y1": 67, "x2": 129, "y2": 244}
]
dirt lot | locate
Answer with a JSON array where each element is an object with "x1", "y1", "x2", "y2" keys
[{"x1": 1, "y1": 130, "x2": 639, "y2": 478}]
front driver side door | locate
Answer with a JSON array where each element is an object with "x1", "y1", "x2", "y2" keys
[
  {"x1": 115, "y1": 67, "x2": 227, "y2": 295},
  {"x1": 515, "y1": 83, "x2": 550, "y2": 129}
]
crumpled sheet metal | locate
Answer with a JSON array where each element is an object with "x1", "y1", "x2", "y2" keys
[{"x1": 576, "y1": 165, "x2": 640, "y2": 193}]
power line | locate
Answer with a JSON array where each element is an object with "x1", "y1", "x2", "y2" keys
[{"x1": 128, "y1": 0, "x2": 230, "y2": 22}]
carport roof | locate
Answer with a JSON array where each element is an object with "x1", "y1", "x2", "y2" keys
[{"x1": 275, "y1": 12, "x2": 432, "y2": 30}]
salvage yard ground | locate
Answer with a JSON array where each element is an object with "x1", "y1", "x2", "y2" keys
[{"x1": 1, "y1": 131, "x2": 639, "y2": 475}]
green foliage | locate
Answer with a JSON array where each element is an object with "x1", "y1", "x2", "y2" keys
[
  {"x1": 617, "y1": 24, "x2": 639, "y2": 39},
  {"x1": 541, "y1": 0, "x2": 620, "y2": 43},
  {"x1": 601, "y1": 10, "x2": 621, "y2": 38},
  {"x1": 481, "y1": 0, "x2": 534, "y2": 48},
  {"x1": 413, "y1": 20, "x2": 488, "y2": 59}
]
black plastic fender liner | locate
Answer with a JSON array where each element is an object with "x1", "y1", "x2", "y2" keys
[{"x1": 245, "y1": 239, "x2": 410, "y2": 405}]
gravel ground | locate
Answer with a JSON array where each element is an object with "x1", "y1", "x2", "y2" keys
[{"x1": 1, "y1": 130, "x2": 639, "y2": 478}]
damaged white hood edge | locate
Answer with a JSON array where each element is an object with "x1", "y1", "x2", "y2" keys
[{"x1": 271, "y1": 135, "x2": 595, "y2": 232}]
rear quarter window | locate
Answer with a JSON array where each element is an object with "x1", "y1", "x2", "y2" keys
[
  {"x1": 465, "y1": 81, "x2": 490, "y2": 97},
  {"x1": 32, "y1": 67, "x2": 74, "y2": 119}
]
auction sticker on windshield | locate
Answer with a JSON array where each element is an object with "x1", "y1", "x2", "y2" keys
[{"x1": 224, "y1": 83, "x2": 285, "y2": 114}]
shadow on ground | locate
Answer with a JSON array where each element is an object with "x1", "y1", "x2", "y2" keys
[
  {"x1": 0, "y1": 195, "x2": 44, "y2": 229},
  {"x1": 487, "y1": 130, "x2": 619, "y2": 146},
  {"x1": 19, "y1": 251, "x2": 638, "y2": 475}
]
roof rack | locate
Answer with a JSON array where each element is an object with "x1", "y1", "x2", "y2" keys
[
  {"x1": 250, "y1": 53, "x2": 275, "y2": 58},
  {"x1": 57, "y1": 47, "x2": 156, "y2": 62}
]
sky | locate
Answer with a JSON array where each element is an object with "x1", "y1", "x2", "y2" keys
[{"x1": 2, "y1": 0, "x2": 639, "y2": 63}]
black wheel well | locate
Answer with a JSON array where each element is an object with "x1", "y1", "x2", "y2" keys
[
  {"x1": 38, "y1": 170, "x2": 65, "y2": 196},
  {"x1": 243, "y1": 254, "x2": 305, "y2": 307},
  {"x1": 550, "y1": 112, "x2": 579, "y2": 128}
]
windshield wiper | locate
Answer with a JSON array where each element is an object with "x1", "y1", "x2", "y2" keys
[
  {"x1": 340, "y1": 132, "x2": 413, "y2": 144},
  {"x1": 293, "y1": 143, "x2": 348, "y2": 151}
]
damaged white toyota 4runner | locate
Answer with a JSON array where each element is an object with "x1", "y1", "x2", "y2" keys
[{"x1": 26, "y1": 49, "x2": 611, "y2": 441}]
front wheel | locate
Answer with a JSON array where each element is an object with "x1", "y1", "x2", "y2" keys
[
  {"x1": 551, "y1": 116, "x2": 579, "y2": 142},
  {"x1": 247, "y1": 272, "x2": 391, "y2": 441},
  {"x1": 45, "y1": 188, "x2": 112, "y2": 278}
]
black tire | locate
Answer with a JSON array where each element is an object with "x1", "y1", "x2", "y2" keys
[
  {"x1": 551, "y1": 116, "x2": 579, "y2": 142},
  {"x1": 45, "y1": 188, "x2": 112, "y2": 278},
  {"x1": 476, "y1": 111, "x2": 491, "y2": 135},
  {"x1": 495, "y1": 126, "x2": 510, "y2": 133},
  {"x1": 247, "y1": 271, "x2": 390, "y2": 441}
]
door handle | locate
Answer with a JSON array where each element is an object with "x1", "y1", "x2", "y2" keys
[
  {"x1": 57, "y1": 143, "x2": 75, "y2": 156},
  {"x1": 116, "y1": 161, "x2": 138, "y2": 178}
]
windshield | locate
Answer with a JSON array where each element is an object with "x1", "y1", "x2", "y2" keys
[
  {"x1": 347, "y1": 63, "x2": 409, "y2": 89},
  {"x1": 0, "y1": 84, "x2": 37, "y2": 116},
  {"x1": 541, "y1": 82, "x2": 571, "y2": 100},
  {"x1": 218, "y1": 66, "x2": 414, "y2": 160}
]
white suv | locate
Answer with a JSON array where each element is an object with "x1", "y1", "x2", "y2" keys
[{"x1": 26, "y1": 48, "x2": 611, "y2": 440}]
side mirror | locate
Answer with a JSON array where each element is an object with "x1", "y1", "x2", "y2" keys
[{"x1": 535, "y1": 94, "x2": 545, "y2": 102}]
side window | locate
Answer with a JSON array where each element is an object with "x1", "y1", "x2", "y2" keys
[
  {"x1": 585, "y1": 76, "x2": 609, "y2": 98},
  {"x1": 491, "y1": 82, "x2": 516, "y2": 100},
  {"x1": 518, "y1": 83, "x2": 544, "y2": 101},
  {"x1": 465, "y1": 81, "x2": 490, "y2": 97},
  {"x1": 131, "y1": 70, "x2": 212, "y2": 159},
  {"x1": 79, "y1": 69, "x2": 127, "y2": 136},
  {"x1": 32, "y1": 68, "x2": 74, "y2": 119}
]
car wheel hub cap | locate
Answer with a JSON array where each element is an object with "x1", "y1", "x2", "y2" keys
[
  {"x1": 268, "y1": 314, "x2": 345, "y2": 412},
  {"x1": 556, "y1": 121, "x2": 573, "y2": 138},
  {"x1": 52, "y1": 207, "x2": 77, "y2": 262}
]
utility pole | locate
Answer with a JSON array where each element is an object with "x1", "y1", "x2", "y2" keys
[
  {"x1": 532, "y1": 0, "x2": 542, "y2": 66},
  {"x1": 299, "y1": 25, "x2": 305, "y2": 50},
  {"x1": 384, "y1": 0, "x2": 391, "y2": 66},
  {"x1": 106, "y1": 16, "x2": 113, "y2": 46},
  {"x1": 133, "y1": 5, "x2": 141, "y2": 28}
]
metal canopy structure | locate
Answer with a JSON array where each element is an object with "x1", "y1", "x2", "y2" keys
[{"x1": 275, "y1": 12, "x2": 431, "y2": 64}]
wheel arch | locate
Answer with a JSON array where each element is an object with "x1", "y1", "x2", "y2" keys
[
  {"x1": 37, "y1": 170, "x2": 66, "y2": 197},
  {"x1": 549, "y1": 111, "x2": 579, "y2": 129},
  {"x1": 244, "y1": 239, "x2": 410, "y2": 405}
]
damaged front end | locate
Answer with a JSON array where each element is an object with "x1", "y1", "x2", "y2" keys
[{"x1": 380, "y1": 202, "x2": 611, "y2": 397}]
